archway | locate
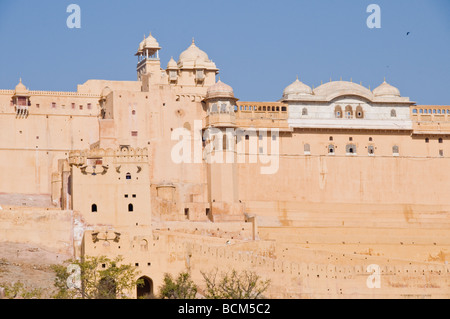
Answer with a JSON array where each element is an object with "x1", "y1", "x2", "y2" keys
[{"x1": 137, "y1": 276, "x2": 154, "y2": 299}]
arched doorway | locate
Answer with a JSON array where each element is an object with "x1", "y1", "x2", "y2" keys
[{"x1": 137, "y1": 276, "x2": 154, "y2": 299}]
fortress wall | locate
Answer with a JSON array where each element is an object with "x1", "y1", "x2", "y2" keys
[
  {"x1": 178, "y1": 238, "x2": 450, "y2": 298},
  {"x1": 124, "y1": 231, "x2": 449, "y2": 298},
  {"x1": 0, "y1": 208, "x2": 74, "y2": 256},
  {"x1": 238, "y1": 155, "x2": 450, "y2": 206}
]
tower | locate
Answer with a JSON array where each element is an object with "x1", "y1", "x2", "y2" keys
[
  {"x1": 136, "y1": 33, "x2": 161, "y2": 84},
  {"x1": 203, "y1": 80, "x2": 244, "y2": 222}
]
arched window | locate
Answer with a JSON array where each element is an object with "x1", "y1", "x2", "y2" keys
[
  {"x1": 126, "y1": 173, "x2": 132, "y2": 180},
  {"x1": 128, "y1": 204, "x2": 134, "y2": 212},
  {"x1": 391, "y1": 109, "x2": 397, "y2": 117},
  {"x1": 368, "y1": 145, "x2": 375, "y2": 155},
  {"x1": 356, "y1": 105, "x2": 364, "y2": 119},
  {"x1": 346, "y1": 144, "x2": 356, "y2": 154},
  {"x1": 211, "y1": 103, "x2": 218, "y2": 113},
  {"x1": 345, "y1": 106, "x2": 353, "y2": 119},
  {"x1": 412, "y1": 109, "x2": 418, "y2": 114},
  {"x1": 439, "y1": 138, "x2": 443, "y2": 144},
  {"x1": 302, "y1": 108, "x2": 308, "y2": 116},
  {"x1": 335, "y1": 106, "x2": 343, "y2": 118},
  {"x1": 425, "y1": 138, "x2": 429, "y2": 143},
  {"x1": 92, "y1": 204, "x2": 98, "y2": 213},
  {"x1": 328, "y1": 145, "x2": 335, "y2": 154}
]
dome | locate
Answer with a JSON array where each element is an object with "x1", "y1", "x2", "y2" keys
[
  {"x1": 167, "y1": 57, "x2": 178, "y2": 69},
  {"x1": 14, "y1": 78, "x2": 29, "y2": 95},
  {"x1": 179, "y1": 39, "x2": 210, "y2": 63},
  {"x1": 144, "y1": 32, "x2": 160, "y2": 50},
  {"x1": 283, "y1": 77, "x2": 313, "y2": 98},
  {"x1": 373, "y1": 80, "x2": 401, "y2": 97},
  {"x1": 101, "y1": 86, "x2": 112, "y2": 98},
  {"x1": 206, "y1": 79, "x2": 235, "y2": 100},
  {"x1": 138, "y1": 34, "x2": 146, "y2": 53}
]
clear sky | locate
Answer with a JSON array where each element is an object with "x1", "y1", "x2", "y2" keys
[{"x1": 0, "y1": 0, "x2": 449, "y2": 104}]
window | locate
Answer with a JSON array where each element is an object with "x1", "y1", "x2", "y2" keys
[
  {"x1": 128, "y1": 204, "x2": 134, "y2": 212},
  {"x1": 391, "y1": 109, "x2": 397, "y2": 117},
  {"x1": 131, "y1": 131, "x2": 138, "y2": 137},
  {"x1": 52, "y1": 102, "x2": 56, "y2": 109},
  {"x1": 329, "y1": 136, "x2": 333, "y2": 141},
  {"x1": 368, "y1": 145, "x2": 375, "y2": 155},
  {"x1": 79, "y1": 105, "x2": 83, "y2": 110},
  {"x1": 419, "y1": 109, "x2": 423, "y2": 114},
  {"x1": 126, "y1": 173, "x2": 132, "y2": 180},
  {"x1": 184, "y1": 208, "x2": 189, "y2": 218},
  {"x1": 369, "y1": 137, "x2": 373, "y2": 142},
  {"x1": 392, "y1": 145, "x2": 399, "y2": 156},
  {"x1": 439, "y1": 150, "x2": 444, "y2": 157},
  {"x1": 302, "y1": 108, "x2": 308, "y2": 116},
  {"x1": 211, "y1": 104, "x2": 218, "y2": 113},
  {"x1": 132, "y1": 110, "x2": 136, "y2": 115},
  {"x1": 36, "y1": 104, "x2": 40, "y2": 108},
  {"x1": 92, "y1": 204, "x2": 98, "y2": 213},
  {"x1": 132, "y1": 194, "x2": 137, "y2": 198},
  {"x1": 425, "y1": 138, "x2": 429, "y2": 143},
  {"x1": 412, "y1": 109, "x2": 418, "y2": 114},
  {"x1": 87, "y1": 103, "x2": 92, "y2": 110},
  {"x1": 72, "y1": 103, "x2": 75, "y2": 109},
  {"x1": 335, "y1": 106, "x2": 343, "y2": 118},
  {"x1": 345, "y1": 106, "x2": 353, "y2": 119},
  {"x1": 346, "y1": 144, "x2": 356, "y2": 155},
  {"x1": 304, "y1": 144, "x2": 311, "y2": 155},
  {"x1": 356, "y1": 106, "x2": 364, "y2": 119},
  {"x1": 328, "y1": 145, "x2": 335, "y2": 154},
  {"x1": 439, "y1": 138, "x2": 443, "y2": 144}
]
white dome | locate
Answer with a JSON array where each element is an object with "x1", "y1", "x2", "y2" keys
[
  {"x1": 373, "y1": 80, "x2": 401, "y2": 97},
  {"x1": 283, "y1": 77, "x2": 313, "y2": 98},
  {"x1": 144, "y1": 32, "x2": 160, "y2": 50},
  {"x1": 206, "y1": 80, "x2": 235, "y2": 99},
  {"x1": 179, "y1": 39, "x2": 210, "y2": 63},
  {"x1": 167, "y1": 57, "x2": 178, "y2": 69}
]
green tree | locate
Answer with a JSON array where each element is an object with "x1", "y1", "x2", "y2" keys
[
  {"x1": 2, "y1": 281, "x2": 43, "y2": 299},
  {"x1": 52, "y1": 255, "x2": 143, "y2": 299},
  {"x1": 201, "y1": 268, "x2": 270, "y2": 299},
  {"x1": 159, "y1": 271, "x2": 198, "y2": 299}
]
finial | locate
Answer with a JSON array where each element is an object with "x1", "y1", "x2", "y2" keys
[
  {"x1": 384, "y1": 76, "x2": 386, "y2": 82},
  {"x1": 218, "y1": 76, "x2": 221, "y2": 82},
  {"x1": 296, "y1": 75, "x2": 299, "y2": 81},
  {"x1": 330, "y1": 77, "x2": 332, "y2": 82},
  {"x1": 19, "y1": 77, "x2": 22, "y2": 83},
  {"x1": 321, "y1": 80, "x2": 323, "y2": 85},
  {"x1": 340, "y1": 76, "x2": 342, "y2": 81},
  {"x1": 350, "y1": 77, "x2": 352, "y2": 83},
  {"x1": 369, "y1": 85, "x2": 371, "y2": 90},
  {"x1": 192, "y1": 37, "x2": 195, "y2": 45}
]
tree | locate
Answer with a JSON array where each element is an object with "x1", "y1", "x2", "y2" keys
[
  {"x1": 52, "y1": 255, "x2": 143, "y2": 299},
  {"x1": 159, "y1": 271, "x2": 198, "y2": 299},
  {"x1": 201, "y1": 268, "x2": 270, "y2": 299}
]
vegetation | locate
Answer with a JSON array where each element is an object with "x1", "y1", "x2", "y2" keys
[
  {"x1": 159, "y1": 272, "x2": 198, "y2": 299},
  {"x1": 159, "y1": 268, "x2": 270, "y2": 299},
  {"x1": 1, "y1": 281, "x2": 43, "y2": 299},
  {"x1": 201, "y1": 268, "x2": 270, "y2": 299},
  {"x1": 51, "y1": 255, "x2": 143, "y2": 299}
]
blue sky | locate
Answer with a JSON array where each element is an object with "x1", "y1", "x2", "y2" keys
[{"x1": 0, "y1": 0, "x2": 449, "y2": 104}]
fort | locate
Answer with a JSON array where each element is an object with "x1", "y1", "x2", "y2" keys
[{"x1": 0, "y1": 33, "x2": 448, "y2": 298}]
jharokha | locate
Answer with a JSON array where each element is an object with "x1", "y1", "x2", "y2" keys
[{"x1": 0, "y1": 33, "x2": 449, "y2": 298}]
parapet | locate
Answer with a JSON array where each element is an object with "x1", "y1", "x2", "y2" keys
[{"x1": 69, "y1": 147, "x2": 149, "y2": 166}]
